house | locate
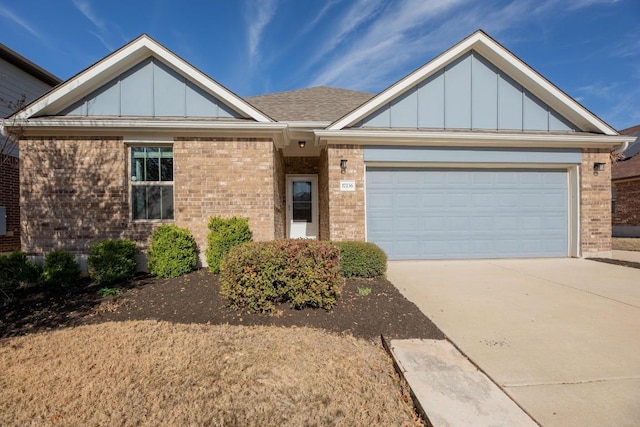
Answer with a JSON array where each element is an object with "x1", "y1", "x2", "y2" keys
[
  {"x1": 612, "y1": 125, "x2": 640, "y2": 237},
  {"x1": 1, "y1": 30, "x2": 632, "y2": 265},
  {"x1": 0, "y1": 43, "x2": 60, "y2": 253}
]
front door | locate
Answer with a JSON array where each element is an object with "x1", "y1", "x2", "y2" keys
[{"x1": 286, "y1": 175, "x2": 318, "y2": 239}]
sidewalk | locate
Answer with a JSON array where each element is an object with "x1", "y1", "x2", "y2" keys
[{"x1": 387, "y1": 339, "x2": 538, "y2": 426}]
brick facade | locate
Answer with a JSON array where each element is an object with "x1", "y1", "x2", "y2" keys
[
  {"x1": 273, "y1": 148, "x2": 286, "y2": 240},
  {"x1": 580, "y1": 149, "x2": 612, "y2": 257},
  {"x1": 0, "y1": 154, "x2": 20, "y2": 252},
  {"x1": 325, "y1": 144, "x2": 365, "y2": 241},
  {"x1": 20, "y1": 137, "x2": 158, "y2": 255},
  {"x1": 173, "y1": 138, "x2": 277, "y2": 261},
  {"x1": 21, "y1": 137, "x2": 279, "y2": 265},
  {"x1": 612, "y1": 179, "x2": 640, "y2": 226},
  {"x1": 318, "y1": 149, "x2": 329, "y2": 241}
]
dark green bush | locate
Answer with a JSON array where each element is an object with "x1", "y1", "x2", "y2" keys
[
  {"x1": 206, "y1": 216, "x2": 252, "y2": 273},
  {"x1": 43, "y1": 250, "x2": 80, "y2": 285},
  {"x1": 147, "y1": 225, "x2": 198, "y2": 278},
  {"x1": 0, "y1": 251, "x2": 42, "y2": 290},
  {"x1": 87, "y1": 239, "x2": 137, "y2": 285},
  {"x1": 220, "y1": 239, "x2": 344, "y2": 314},
  {"x1": 334, "y1": 241, "x2": 388, "y2": 278}
]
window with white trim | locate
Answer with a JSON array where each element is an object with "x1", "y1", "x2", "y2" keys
[{"x1": 130, "y1": 146, "x2": 174, "y2": 220}]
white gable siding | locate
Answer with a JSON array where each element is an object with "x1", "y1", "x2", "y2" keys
[
  {"x1": 60, "y1": 57, "x2": 244, "y2": 119},
  {"x1": 357, "y1": 51, "x2": 579, "y2": 132},
  {"x1": 0, "y1": 57, "x2": 53, "y2": 118}
]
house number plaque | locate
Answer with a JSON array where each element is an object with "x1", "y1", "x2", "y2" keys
[{"x1": 340, "y1": 180, "x2": 356, "y2": 191}]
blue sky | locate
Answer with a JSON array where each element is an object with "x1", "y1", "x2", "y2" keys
[{"x1": 1, "y1": 0, "x2": 638, "y2": 129}]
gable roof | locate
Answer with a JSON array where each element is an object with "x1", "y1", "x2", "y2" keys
[
  {"x1": 247, "y1": 86, "x2": 373, "y2": 122},
  {"x1": 0, "y1": 43, "x2": 61, "y2": 87},
  {"x1": 612, "y1": 124, "x2": 640, "y2": 180},
  {"x1": 13, "y1": 34, "x2": 272, "y2": 122},
  {"x1": 618, "y1": 124, "x2": 640, "y2": 157},
  {"x1": 328, "y1": 30, "x2": 618, "y2": 135}
]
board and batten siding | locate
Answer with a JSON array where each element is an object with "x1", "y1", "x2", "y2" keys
[
  {"x1": 357, "y1": 51, "x2": 578, "y2": 132},
  {"x1": 0, "y1": 57, "x2": 54, "y2": 118},
  {"x1": 59, "y1": 57, "x2": 243, "y2": 119}
]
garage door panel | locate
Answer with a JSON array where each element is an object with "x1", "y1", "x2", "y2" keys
[{"x1": 367, "y1": 168, "x2": 568, "y2": 259}]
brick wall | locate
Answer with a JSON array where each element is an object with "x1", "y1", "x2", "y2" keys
[
  {"x1": 284, "y1": 156, "x2": 320, "y2": 175},
  {"x1": 325, "y1": 144, "x2": 365, "y2": 241},
  {"x1": 580, "y1": 149, "x2": 612, "y2": 256},
  {"x1": 0, "y1": 154, "x2": 20, "y2": 252},
  {"x1": 20, "y1": 137, "x2": 158, "y2": 255},
  {"x1": 318, "y1": 149, "x2": 329, "y2": 241},
  {"x1": 173, "y1": 138, "x2": 276, "y2": 258},
  {"x1": 22, "y1": 137, "x2": 278, "y2": 265},
  {"x1": 612, "y1": 179, "x2": 640, "y2": 226},
  {"x1": 273, "y1": 148, "x2": 285, "y2": 239}
]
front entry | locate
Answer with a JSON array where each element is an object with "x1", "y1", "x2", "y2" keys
[{"x1": 286, "y1": 175, "x2": 318, "y2": 239}]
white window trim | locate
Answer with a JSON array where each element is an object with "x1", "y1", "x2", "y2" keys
[{"x1": 127, "y1": 142, "x2": 175, "y2": 222}]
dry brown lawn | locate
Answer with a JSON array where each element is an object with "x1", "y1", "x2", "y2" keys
[
  {"x1": 612, "y1": 237, "x2": 640, "y2": 251},
  {"x1": 0, "y1": 321, "x2": 421, "y2": 426}
]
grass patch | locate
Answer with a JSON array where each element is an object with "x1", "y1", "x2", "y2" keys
[
  {"x1": 612, "y1": 238, "x2": 640, "y2": 252},
  {"x1": 0, "y1": 321, "x2": 423, "y2": 426}
]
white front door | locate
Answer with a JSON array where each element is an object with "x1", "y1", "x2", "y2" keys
[{"x1": 286, "y1": 175, "x2": 318, "y2": 239}]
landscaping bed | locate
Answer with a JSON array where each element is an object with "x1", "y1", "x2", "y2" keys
[{"x1": 1, "y1": 269, "x2": 443, "y2": 341}]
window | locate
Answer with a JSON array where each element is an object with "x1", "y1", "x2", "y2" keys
[{"x1": 131, "y1": 146, "x2": 174, "y2": 220}]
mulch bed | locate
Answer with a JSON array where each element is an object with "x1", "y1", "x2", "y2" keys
[
  {"x1": 588, "y1": 257, "x2": 640, "y2": 270},
  {"x1": 0, "y1": 269, "x2": 445, "y2": 342}
]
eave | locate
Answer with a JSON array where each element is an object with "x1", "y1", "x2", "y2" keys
[
  {"x1": 315, "y1": 129, "x2": 635, "y2": 150},
  {"x1": 9, "y1": 118, "x2": 289, "y2": 147}
]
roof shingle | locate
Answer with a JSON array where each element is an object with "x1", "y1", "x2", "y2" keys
[{"x1": 246, "y1": 86, "x2": 374, "y2": 122}]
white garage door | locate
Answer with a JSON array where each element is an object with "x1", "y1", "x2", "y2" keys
[{"x1": 366, "y1": 168, "x2": 568, "y2": 260}]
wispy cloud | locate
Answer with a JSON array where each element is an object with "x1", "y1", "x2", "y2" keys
[
  {"x1": 71, "y1": 0, "x2": 121, "y2": 52},
  {"x1": 72, "y1": 0, "x2": 106, "y2": 31},
  {"x1": 246, "y1": 0, "x2": 278, "y2": 66},
  {"x1": 0, "y1": 5, "x2": 43, "y2": 40}
]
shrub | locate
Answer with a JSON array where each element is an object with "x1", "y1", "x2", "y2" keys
[
  {"x1": 334, "y1": 241, "x2": 388, "y2": 279},
  {"x1": 220, "y1": 239, "x2": 344, "y2": 314},
  {"x1": 43, "y1": 250, "x2": 80, "y2": 285},
  {"x1": 206, "y1": 216, "x2": 252, "y2": 274},
  {"x1": 87, "y1": 239, "x2": 137, "y2": 285},
  {"x1": 147, "y1": 225, "x2": 198, "y2": 278},
  {"x1": 0, "y1": 251, "x2": 42, "y2": 290}
]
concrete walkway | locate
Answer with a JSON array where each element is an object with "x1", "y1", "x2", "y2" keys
[{"x1": 388, "y1": 259, "x2": 640, "y2": 427}]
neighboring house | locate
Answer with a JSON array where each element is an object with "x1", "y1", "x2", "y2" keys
[
  {"x1": 0, "y1": 43, "x2": 60, "y2": 253},
  {"x1": 612, "y1": 125, "x2": 640, "y2": 237},
  {"x1": 2, "y1": 30, "x2": 632, "y2": 265}
]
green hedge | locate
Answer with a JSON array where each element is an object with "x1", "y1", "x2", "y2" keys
[
  {"x1": 206, "y1": 216, "x2": 252, "y2": 273},
  {"x1": 43, "y1": 250, "x2": 80, "y2": 285},
  {"x1": 334, "y1": 241, "x2": 387, "y2": 278},
  {"x1": 0, "y1": 251, "x2": 42, "y2": 290},
  {"x1": 148, "y1": 225, "x2": 198, "y2": 278},
  {"x1": 87, "y1": 239, "x2": 137, "y2": 285},
  {"x1": 219, "y1": 239, "x2": 344, "y2": 314}
]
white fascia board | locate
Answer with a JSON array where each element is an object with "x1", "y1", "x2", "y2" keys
[
  {"x1": 16, "y1": 36, "x2": 272, "y2": 123},
  {"x1": 17, "y1": 118, "x2": 286, "y2": 145},
  {"x1": 328, "y1": 35, "x2": 476, "y2": 131},
  {"x1": 315, "y1": 129, "x2": 634, "y2": 149},
  {"x1": 470, "y1": 36, "x2": 617, "y2": 136},
  {"x1": 328, "y1": 31, "x2": 617, "y2": 136}
]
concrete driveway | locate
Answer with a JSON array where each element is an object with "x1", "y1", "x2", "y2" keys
[{"x1": 388, "y1": 258, "x2": 640, "y2": 427}]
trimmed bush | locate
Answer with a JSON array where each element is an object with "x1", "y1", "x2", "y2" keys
[
  {"x1": 147, "y1": 225, "x2": 198, "y2": 278},
  {"x1": 0, "y1": 251, "x2": 42, "y2": 290},
  {"x1": 43, "y1": 250, "x2": 80, "y2": 285},
  {"x1": 87, "y1": 239, "x2": 137, "y2": 285},
  {"x1": 334, "y1": 241, "x2": 388, "y2": 279},
  {"x1": 220, "y1": 239, "x2": 344, "y2": 314},
  {"x1": 206, "y1": 216, "x2": 252, "y2": 273}
]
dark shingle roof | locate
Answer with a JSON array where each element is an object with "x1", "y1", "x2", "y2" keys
[
  {"x1": 246, "y1": 86, "x2": 374, "y2": 122},
  {"x1": 612, "y1": 125, "x2": 640, "y2": 180}
]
